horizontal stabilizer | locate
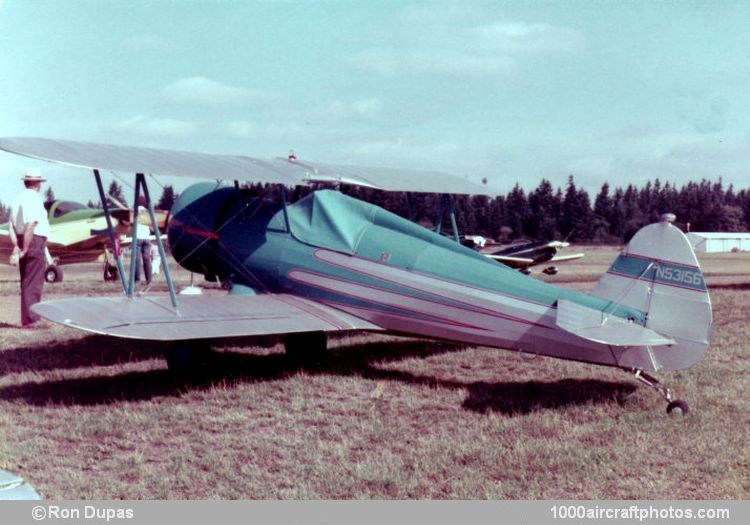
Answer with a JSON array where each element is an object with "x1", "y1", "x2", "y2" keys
[
  {"x1": 556, "y1": 299, "x2": 675, "y2": 347},
  {"x1": 31, "y1": 294, "x2": 382, "y2": 340}
]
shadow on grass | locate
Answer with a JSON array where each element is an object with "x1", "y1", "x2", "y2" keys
[
  {"x1": 0, "y1": 339, "x2": 456, "y2": 406},
  {"x1": 0, "y1": 337, "x2": 636, "y2": 414},
  {"x1": 462, "y1": 378, "x2": 636, "y2": 415},
  {"x1": 0, "y1": 335, "x2": 165, "y2": 376},
  {"x1": 707, "y1": 282, "x2": 750, "y2": 291}
]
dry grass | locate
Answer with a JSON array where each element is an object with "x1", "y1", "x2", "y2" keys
[{"x1": 0, "y1": 251, "x2": 748, "y2": 499}]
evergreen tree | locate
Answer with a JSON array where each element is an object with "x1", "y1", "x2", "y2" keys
[
  {"x1": 592, "y1": 183, "x2": 616, "y2": 242},
  {"x1": 156, "y1": 185, "x2": 178, "y2": 211},
  {"x1": 560, "y1": 175, "x2": 593, "y2": 241},
  {"x1": 108, "y1": 180, "x2": 127, "y2": 207},
  {"x1": 0, "y1": 199, "x2": 10, "y2": 223},
  {"x1": 504, "y1": 184, "x2": 529, "y2": 240},
  {"x1": 470, "y1": 195, "x2": 491, "y2": 236},
  {"x1": 528, "y1": 179, "x2": 560, "y2": 239}
]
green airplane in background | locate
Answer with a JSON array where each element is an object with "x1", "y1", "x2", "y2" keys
[{"x1": 1, "y1": 196, "x2": 168, "y2": 282}]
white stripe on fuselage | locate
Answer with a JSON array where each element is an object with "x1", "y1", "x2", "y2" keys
[{"x1": 314, "y1": 249, "x2": 554, "y2": 315}]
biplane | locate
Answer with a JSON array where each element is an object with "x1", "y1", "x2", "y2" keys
[
  {"x1": 0, "y1": 137, "x2": 713, "y2": 414},
  {"x1": 0, "y1": 197, "x2": 167, "y2": 283}
]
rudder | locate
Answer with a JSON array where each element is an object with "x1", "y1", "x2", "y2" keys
[{"x1": 590, "y1": 214, "x2": 713, "y2": 371}]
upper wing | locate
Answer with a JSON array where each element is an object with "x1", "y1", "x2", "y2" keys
[
  {"x1": 0, "y1": 137, "x2": 494, "y2": 196},
  {"x1": 483, "y1": 253, "x2": 535, "y2": 268},
  {"x1": 31, "y1": 294, "x2": 382, "y2": 340}
]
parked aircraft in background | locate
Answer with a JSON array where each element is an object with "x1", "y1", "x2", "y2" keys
[
  {"x1": 0, "y1": 137, "x2": 713, "y2": 415},
  {"x1": 0, "y1": 198, "x2": 167, "y2": 282},
  {"x1": 484, "y1": 239, "x2": 585, "y2": 275}
]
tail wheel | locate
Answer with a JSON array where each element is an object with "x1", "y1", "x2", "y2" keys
[
  {"x1": 45, "y1": 265, "x2": 63, "y2": 283},
  {"x1": 666, "y1": 399, "x2": 690, "y2": 416}
]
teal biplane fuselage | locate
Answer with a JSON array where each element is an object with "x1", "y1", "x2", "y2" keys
[{"x1": 166, "y1": 183, "x2": 711, "y2": 387}]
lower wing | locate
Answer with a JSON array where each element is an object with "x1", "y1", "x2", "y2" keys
[{"x1": 31, "y1": 294, "x2": 383, "y2": 340}]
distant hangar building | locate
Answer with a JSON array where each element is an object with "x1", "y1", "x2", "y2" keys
[{"x1": 687, "y1": 232, "x2": 750, "y2": 253}]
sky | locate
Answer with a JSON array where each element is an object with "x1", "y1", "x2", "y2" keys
[{"x1": 1, "y1": 0, "x2": 749, "y2": 205}]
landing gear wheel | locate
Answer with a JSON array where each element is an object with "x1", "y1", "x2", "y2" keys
[
  {"x1": 285, "y1": 331, "x2": 328, "y2": 366},
  {"x1": 45, "y1": 265, "x2": 63, "y2": 283},
  {"x1": 632, "y1": 369, "x2": 690, "y2": 415},
  {"x1": 103, "y1": 262, "x2": 118, "y2": 282},
  {"x1": 163, "y1": 339, "x2": 214, "y2": 378},
  {"x1": 666, "y1": 399, "x2": 689, "y2": 416}
]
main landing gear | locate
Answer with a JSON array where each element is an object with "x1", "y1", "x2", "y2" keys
[
  {"x1": 163, "y1": 339, "x2": 214, "y2": 378},
  {"x1": 285, "y1": 331, "x2": 328, "y2": 366},
  {"x1": 632, "y1": 369, "x2": 690, "y2": 415}
]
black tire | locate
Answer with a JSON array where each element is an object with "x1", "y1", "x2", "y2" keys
[
  {"x1": 284, "y1": 331, "x2": 327, "y2": 365},
  {"x1": 666, "y1": 399, "x2": 690, "y2": 416},
  {"x1": 163, "y1": 339, "x2": 214, "y2": 378},
  {"x1": 103, "y1": 262, "x2": 118, "y2": 282},
  {"x1": 45, "y1": 265, "x2": 63, "y2": 283}
]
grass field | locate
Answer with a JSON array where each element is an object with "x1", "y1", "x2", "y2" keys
[{"x1": 0, "y1": 247, "x2": 748, "y2": 499}]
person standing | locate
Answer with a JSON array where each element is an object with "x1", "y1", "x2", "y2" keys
[
  {"x1": 134, "y1": 219, "x2": 153, "y2": 285},
  {"x1": 8, "y1": 169, "x2": 50, "y2": 326}
]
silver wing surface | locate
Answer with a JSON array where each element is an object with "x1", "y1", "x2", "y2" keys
[
  {"x1": 0, "y1": 137, "x2": 494, "y2": 196},
  {"x1": 31, "y1": 294, "x2": 382, "y2": 340}
]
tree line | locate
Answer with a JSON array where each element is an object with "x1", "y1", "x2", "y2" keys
[
  {"x1": 238, "y1": 175, "x2": 750, "y2": 243},
  {"x1": 2, "y1": 177, "x2": 748, "y2": 244}
]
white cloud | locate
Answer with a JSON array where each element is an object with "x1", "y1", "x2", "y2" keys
[
  {"x1": 224, "y1": 120, "x2": 261, "y2": 140},
  {"x1": 349, "y1": 5, "x2": 584, "y2": 77},
  {"x1": 351, "y1": 48, "x2": 516, "y2": 77},
  {"x1": 473, "y1": 22, "x2": 584, "y2": 55},
  {"x1": 308, "y1": 98, "x2": 384, "y2": 122},
  {"x1": 114, "y1": 116, "x2": 199, "y2": 138},
  {"x1": 161, "y1": 77, "x2": 283, "y2": 107}
]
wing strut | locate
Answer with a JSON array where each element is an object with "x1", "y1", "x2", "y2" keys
[
  {"x1": 446, "y1": 194, "x2": 460, "y2": 243},
  {"x1": 136, "y1": 173, "x2": 179, "y2": 311},
  {"x1": 93, "y1": 169, "x2": 128, "y2": 293},
  {"x1": 434, "y1": 194, "x2": 460, "y2": 243}
]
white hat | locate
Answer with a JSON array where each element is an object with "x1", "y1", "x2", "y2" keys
[{"x1": 22, "y1": 168, "x2": 46, "y2": 183}]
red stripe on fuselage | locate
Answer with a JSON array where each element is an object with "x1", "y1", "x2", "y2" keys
[{"x1": 184, "y1": 226, "x2": 220, "y2": 240}]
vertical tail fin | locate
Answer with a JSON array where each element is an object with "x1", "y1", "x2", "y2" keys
[{"x1": 590, "y1": 214, "x2": 713, "y2": 371}]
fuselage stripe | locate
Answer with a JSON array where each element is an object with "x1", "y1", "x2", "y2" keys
[
  {"x1": 313, "y1": 248, "x2": 556, "y2": 313},
  {"x1": 288, "y1": 268, "x2": 550, "y2": 331}
]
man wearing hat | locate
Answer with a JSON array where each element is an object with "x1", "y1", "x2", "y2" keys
[{"x1": 8, "y1": 169, "x2": 50, "y2": 326}]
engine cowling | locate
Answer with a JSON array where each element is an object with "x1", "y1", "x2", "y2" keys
[{"x1": 167, "y1": 182, "x2": 282, "y2": 282}]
